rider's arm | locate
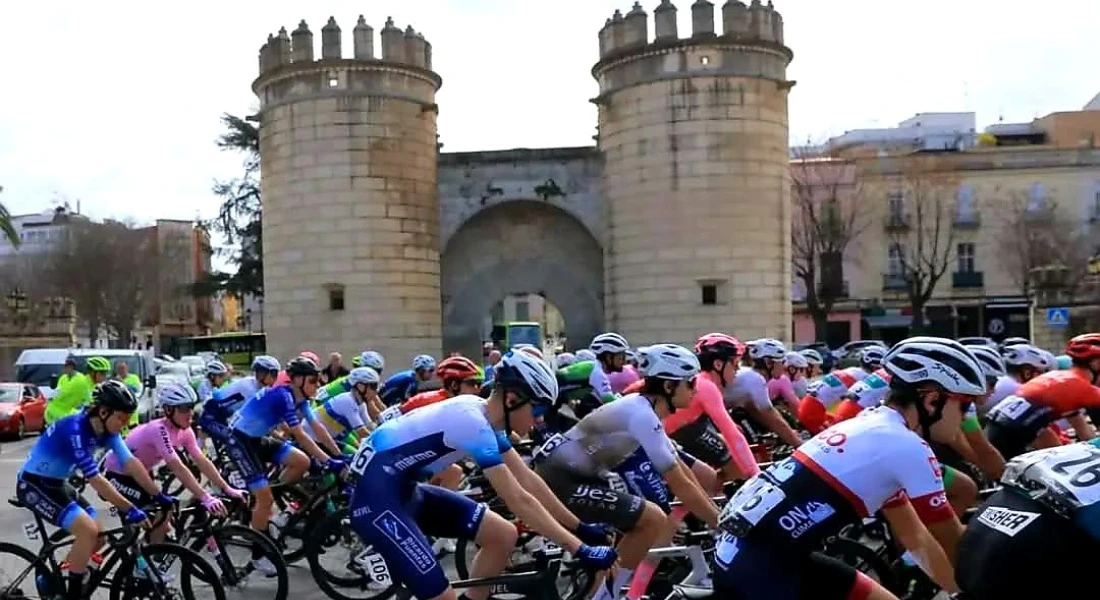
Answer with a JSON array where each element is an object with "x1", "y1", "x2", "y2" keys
[
  {"x1": 590, "y1": 366, "x2": 618, "y2": 404},
  {"x1": 304, "y1": 404, "x2": 344, "y2": 455},
  {"x1": 483, "y1": 464, "x2": 584, "y2": 553},
  {"x1": 959, "y1": 412, "x2": 1005, "y2": 479},
  {"x1": 664, "y1": 460, "x2": 719, "y2": 527},
  {"x1": 768, "y1": 376, "x2": 800, "y2": 411},
  {"x1": 72, "y1": 428, "x2": 138, "y2": 512},
  {"x1": 881, "y1": 500, "x2": 958, "y2": 594},
  {"x1": 502, "y1": 448, "x2": 580, "y2": 530},
  {"x1": 366, "y1": 396, "x2": 386, "y2": 422},
  {"x1": 184, "y1": 430, "x2": 237, "y2": 493},
  {"x1": 631, "y1": 412, "x2": 719, "y2": 527},
  {"x1": 698, "y1": 381, "x2": 759, "y2": 477},
  {"x1": 89, "y1": 475, "x2": 139, "y2": 513},
  {"x1": 890, "y1": 436, "x2": 964, "y2": 568},
  {"x1": 746, "y1": 374, "x2": 802, "y2": 447},
  {"x1": 280, "y1": 399, "x2": 332, "y2": 462},
  {"x1": 1067, "y1": 411, "x2": 1095, "y2": 441}
]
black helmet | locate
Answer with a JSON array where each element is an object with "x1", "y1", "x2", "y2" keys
[
  {"x1": 92, "y1": 380, "x2": 138, "y2": 412},
  {"x1": 286, "y1": 357, "x2": 319, "y2": 378}
]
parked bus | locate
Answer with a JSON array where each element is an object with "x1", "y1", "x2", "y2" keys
[
  {"x1": 179, "y1": 332, "x2": 266, "y2": 372},
  {"x1": 505, "y1": 321, "x2": 543, "y2": 351}
]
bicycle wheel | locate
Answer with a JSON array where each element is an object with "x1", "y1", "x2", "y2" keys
[
  {"x1": 454, "y1": 535, "x2": 596, "y2": 600},
  {"x1": 188, "y1": 523, "x2": 289, "y2": 600},
  {"x1": 110, "y1": 542, "x2": 226, "y2": 600},
  {"x1": 270, "y1": 484, "x2": 313, "y2": 564},
  {"x1": 306, "y1": 507, "x2": 399, "y2": 600},
  {"x1": 0, "y1": 541, "x2": 57, "y2": 598}
]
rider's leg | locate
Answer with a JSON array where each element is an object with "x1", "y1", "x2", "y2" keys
[
  {"x1": 65, "y1": 511, "x2": 98, "y2": 599},
  {"x1": 277, "y1": 446, "x2": 310, "y2": 484},
  {"x1": 465, "y1": 510, "x2": 519, "y2": 600}
]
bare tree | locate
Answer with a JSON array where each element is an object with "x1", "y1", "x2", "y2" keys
[
  {"x1": 791, "y1": 153, "x2": 870, "y2": 340},
  {"x1": 997, "y1": 193, "x2": 1093, "y2": 302},
  {"x1": 885, "y1": 156, "x2": 961, "y2": 332},
  {"x1": 45, "y1": 220, "x2": 116, "y2": 346},
  {"x1": 100, "y1": 221, "x2": 158, "y2": 347}
]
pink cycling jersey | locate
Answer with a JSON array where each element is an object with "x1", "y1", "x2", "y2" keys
[
  {"x1": 607, "y1": 364, "x2": 641, "y2": 395},
  {"x1": 767, "y1": 375, "x2": 800, "y2": 410},
  {"x1": 105, "y1": 418, "x2": 202, "y2": 473},
  {"x1": 664, "y1": 375, "x2": 759, "y2": 477}
]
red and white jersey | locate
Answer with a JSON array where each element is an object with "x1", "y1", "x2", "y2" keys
[
  {"x1": 846, "y1": 368, "x2": 892, "y2": 409},
  {"x1": 804, "y1": 369, "x2": 860, "y2": 409},
  {"x1": 793, "y1": 406, "x2": 952, "y2": 523}
]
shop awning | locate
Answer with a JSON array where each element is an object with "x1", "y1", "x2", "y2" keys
[{"x1": 863, "y1": 314, "x2": 921, "y2": 328}]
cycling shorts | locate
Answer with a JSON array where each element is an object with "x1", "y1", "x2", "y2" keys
[
  {"x1": 713, "y1": 532, "x2": 875, "y2": 600},
  {"x1": 957, "y1": 488, "x2": 1097, "y2": 599},
  {"x1": 349, "y1": 474, "x2": 489, "y2": 600},
  {"x1": 16, "y1": 472, "x2": 97, "y2": 531},
  {"x1": 535, "y1": 461, "x2": 646, "y2": 532},
  {"x1": 104, "y1": 472, "x2": 154, "y2": 508},
  {"x1": 224, "y1": 430, "x2": 293, "y2": 491},
  {"x1": 615, "y1": 449, "x2": 673, "y2": 513},
  {"x1": 983, "y1": 422, "x2": 1035, "y2": 462},
  {"x1": 670, "y1": 419, "x2": 732, "y2": 469}
]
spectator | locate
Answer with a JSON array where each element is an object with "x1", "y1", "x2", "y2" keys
[
  {"x1": 483, "y1": 350, "x2": 502, "y2": 382},
  {"x1": 322, "y1": 352, "x2": 350, "y2": 384},
  {"x1": 56, "y1": 357, "x2": 78, "y2": 391}
]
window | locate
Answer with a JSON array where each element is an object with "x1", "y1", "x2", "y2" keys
[
  {"x1": 888, "y1": 243, "x2": 904, "y2": 275},
  {"x1": 701, "y1": 284, "x2": 718, "y2": 305},
  {"x1": 514, "y1": 299, "x2": 530, "y2": 321},
  {"x1": 698, "y1": 279, "x2": 727, "y2": 305},
  {"x1": 1027, "y1": 182, "x2": 1045, "y2": 212},
  {"x1": 327, "y1": 285, "x2": 345, "y2": 311},
  {"x1": 955, "y1": 185, "x2": 976, "y2": 218},
  {"x1": 957, "y1": 242, "x2": 975, "y2": 273},
  {"x1": 887, "y1": 191, "x2": 904, "y2": 217}
]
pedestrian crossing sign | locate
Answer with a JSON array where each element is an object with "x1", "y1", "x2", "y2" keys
[{"x1": 1046, "y1": 307, "x2": 1069, "y2": 328}]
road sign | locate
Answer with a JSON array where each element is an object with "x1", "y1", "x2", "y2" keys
[
  {"x1": 1046, "y1": 307, "x2": 1070, "y2": 328},
  {"x1": 987, "y1": 318, "x2": 1005, "y2": 335}
]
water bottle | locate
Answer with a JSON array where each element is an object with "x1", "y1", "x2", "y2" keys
[
  {"x1": 134, "y1": 554, "x2": 150, "y2": 580},
  {"x1": 35, "y1": 574, "x2": 53, "y2": 598}
]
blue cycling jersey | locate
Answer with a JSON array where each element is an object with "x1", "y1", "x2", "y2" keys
[
  {"x1": 21, "y1": 413, "x2": 133, "y2": 480},
  {"x1": 231, "y1": 384, "x2": 315, "y2": 438},
  {"x1": 362, "y1": 396, "x2": 512, "y2": 480},
  {"x1": 380, "y1": 370, "x2": 419, "y2": 407},
  {"x1": 205, "y1": 376, "x2": 262, "y2": 423}
]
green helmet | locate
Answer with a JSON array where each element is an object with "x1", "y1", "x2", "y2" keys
[
  {"x1": 85, "y1": 356, "x2": 111, "y2": 373},
  {"x1": 351, "y1": 355, "x2": 362, "y2": 368}
]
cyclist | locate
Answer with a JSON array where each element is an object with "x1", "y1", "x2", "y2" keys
[
  {"x1": 347, "y1": 350, "x2": 617, "y2": 600},
  {"x1": 535, "y1": 344, "x2": 720, "y2": 600},
  {"x1": 800, "y1": 348, "x2": 824, "y2": 378},
  {"x1": 725, "y1": 339, "x2": 803, "y2": 447},
  {"x1": 379, "y1": 354, "x2": 436, "y2": 407},
  {"x1": 984, "y1": 343, "x2": 1047, "y2": 413},
  {"x1": 103, "y1": 383, "x2": 243, "y2": 542},
  {"x1": 607, "y1": 352, "x2": 641, "y2": 394},
  {"x1": 199, "y1": 355, "x2": 280, "y2": 448},
  {"x1": 797, "y1": 347, "x2": 877, "y2": 434},
  {"x1": 767, "y1": 351, "x2": 803, "y2": 411},
  {"x1": 785, "y1": 352, "x2": 811, "y2": 398},
  {"x1": 714, "y1": 337, "x2": 983, "y2": 599},
  {"x1": 18, "y1": 381, "x2": 155, "y2": 600},
  {"x1": 387, "y1": 355, "x2": 484, "y2": 418},
  {"x1": 575, "y1": 348, "x2": 597, "y2": 362},
  {"x1": 225, "y1": 357, "x2": 345, "y2": 541},
  {"x1": 834, "y1": 366, "x2": 890, "y2": 422},
  {"x1": 956, "y1": 438, "x2": 1100, "y2": 599},
  {"x1": 588, "y1": 332, "x2": 632, "y2": 403},
  {"x1": 314, "y1": 366, "x2": 381, "y2": 454},
  {"x1": 985, "y1": 333, "x2": 1100, "y2": 459},
  {"x1": 194, "y1": 360, "x2": 230, "y2": 403},
  {"x1": 555, "y1": 351, "x2": 577, "y2": 368},
  {"x1": 45, "y1": 356, "x2": 112, "y2": 425}
]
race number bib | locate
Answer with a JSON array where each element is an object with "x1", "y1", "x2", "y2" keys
[
  {"x1": 533, "y1": 433, "x2": 566, "y2": 459},
  {"x1": 378, "y1": 405, "x2": 402, "y2": 423},
  {"x1": 349, "y1": 441, "x2": 376, "y2": 476},
  {"x1": 989, "y1": 396, "x2": 1032, "y2": 422},
  {"x1": 1021, "y1": 444, "x2": 1100, "y2": 507},
  {"x1": 718, "y1": 476, "x2": 786, "y2": 537}
]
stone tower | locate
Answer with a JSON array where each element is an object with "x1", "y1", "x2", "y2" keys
[
  {"x1": 594, "y1": 0, "x2": 794, "y2": 345},
  {"x1": 254, "y1": 16, "x2": 442, "y2": 368}
]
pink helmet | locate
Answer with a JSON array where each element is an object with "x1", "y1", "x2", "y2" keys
[
  {"x1": 299, "y1": 351, "x2": 320, "y2": 366},
  {"x1": 694, "y1": 333, "x2": 743, "y2": 359}
]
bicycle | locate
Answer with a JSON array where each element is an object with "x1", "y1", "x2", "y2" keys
[{"x1": 0, "y1": 497, "x2": 225, "y2": 599}]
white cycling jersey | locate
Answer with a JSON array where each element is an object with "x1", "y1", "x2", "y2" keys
[
  {"x1": 723, "y1": 367, "x2": 773, "y2": 411},
  {"x1": 982, "y1": 375, "x2": 1021, "y2": 414},
  {"x1": 319, "y1": 391, "x2": 371, "y2": 434},
  {"x1": 803, "y1": 369, "x2": 860, "y2": 409},
  {"x1": 217, "y1": 376, "x2": 262, "y2": 403},
  {"x1": 846, "y1": 368, "x2": 891, "y2": 409}
]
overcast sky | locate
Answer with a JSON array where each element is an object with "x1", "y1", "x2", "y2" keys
[{"x1": 1, "y1": 0, "x2": 1096, "y2": 226}]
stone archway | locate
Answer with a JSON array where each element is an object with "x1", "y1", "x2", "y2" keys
[{"x1": 441, "y1": 200, "x2": 603, "y2": 358}]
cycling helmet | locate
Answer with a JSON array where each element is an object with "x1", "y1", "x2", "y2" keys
[
  {"x1": 1000, "y1": 336, "x2": 1030, "y2": 349},
  {"x1": 575, "y1": 349, "x2": 597, "y2": 362},
  {"x1": 92, "y1": 380, "x2": 138, "y2": 412},
  {"x1": 1066, "y1": 333, "x2": 1100, "y2": 363},
  {"x1": 493, "y1": 350, "x2": 558, "y2": 405},
  {"x1": 693, "y1": 333, "x2": 743, "y2": 360},
  {"x1": 1055, "y1": 354, "x2": 1073, "y2": 370},
  {"x1": 437, "y1": 356, "x2": 483, "y2": 383},
  {"x1": 1001, "y1": 344, "x2": 1047, "y2": 369},
  {"x1": 351, "y1": 355, "x2": 362, "y2": 367},
  {"x1": 347, "y1": 366, "x2": 381, "y2": 386},
  {"x1": 625, "y1": 349, "x2": 637, "y2": 363},
  {"x1": 799, "y1": 349, "x2": 824, "y2": 365},
  {"x1": 205, "y1": 360, "x2": 229, "y2": 377},
  {"x1": 286, "y1": 356, "x2": 320, "y2": 378},
  {"x1": 515, "y1": 345, "x2": 546, "y2": 361},
  {"x1": 860, "y1": 347, "x2": 886, "y2": 368},
  {"x1": 412, "y1": 354, "x2": 436, "y2": 371},
  {"x1": 359, "y1": 350, "x2": 385, "y2": 372},
  {"x1": 300, "y1": 351, "x2": 320, "y2": 366},
  {"x1": 883, "y1": 337, "x2": 985, "y2": 397},
  {"x1": 964, "y1": 344, "x2": 1006, "y2": 381},
  {"x1": 252, "y1": 355, "x2": 280, "y2": 373},
  {"x1": 637, "y1": 344, "x2": 701, "y2": 381},
  {"x1": 85, "y1": 356, "x2": 112, "y2": 373},
  {"x1": 158, "y1": 382, "x2": 198, "y2": 408},
  {"x1": 783, "y1": 352, "x2": 808, "y2": 370},
  {"x1": 1039, "y1": 350, "x2": 1057, "y2": 372},
  {"x1": 590, "y1": 332, "x2": 630, "y2": 356},
  {"x1": 555, "y1": 352, "x2": 576, "y2": 368},
  {"x1": 749, "y1": 338, "x2": 787, "y2": 361}
]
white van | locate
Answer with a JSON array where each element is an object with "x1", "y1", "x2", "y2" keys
[{"x1": 15, "y1": 348, "x2": 158, "y2": 419}]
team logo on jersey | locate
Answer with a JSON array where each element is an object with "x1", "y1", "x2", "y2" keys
[
  {"x1": 977, "y1": 506, "x2": 1040, "y2": 537},
  {"x1": 779, "y1": 501, "x2": 836, "y2": 539}
]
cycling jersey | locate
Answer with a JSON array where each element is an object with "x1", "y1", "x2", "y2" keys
[
  {"x1": 607, "y1": 364, "x2": 640, "y2": 395},
  {"x1": 380, "y1": 370, "x2": 419, "y2": 406},
  {"x1": 557, "y1": 359, "x2": 615, "y2": 404},
  {"x1": 767, "y1": 375, "x2": 800, "y2": 409},
  {"x1": 204, "y1": 376, "x2": 262, "y2": 424},
  {"x1": 555, "y1": 361, "x2": 606, "y2": 408},
  {"x1": 45, "y1": 373, "x2": 94, "y2": 425},
  {"x1": 797, "y1": 370, "x2": 858, "y2": 433},
  {"x1": 104, "y1": 417, "x2": 201, "y2": 473},
  {"x1": 231, "y1": 384, "x2": 316, "y2": 438},
  {"x1": 316, "y1": 391, "x2": 370, "y2": 440},
  {"x1": 315, "y1": 375, "x2": 350, "y2": 402},
  {"x1": 985, "y1": 370, "x2": 1100, "y2": 458},
  {"x1": 22, "y1": 413, "x2": 133, "y2": 480},
  {"x1": 194, "y1": 378, "x2": 221, "y2": 403},
  {"x1": 399, "y1": 389, "x2": 450, "y2": 414},
  {"x1": 835, "y1": 368, "x2": 891, "y2": 421},
  {"x1": 983, "y1": 375, "x2": 1021, "y2": 414},
  {"x1": 723, "y1": 368, "x2": 772, "y2": 411},
  {"x1": 792, "y1": 377, "x2": 809, "y2": 399},
  {"x1": 664, "y1": 375, "x2": 758, "y2": 476},
  {"x1": 346, "y1": 396, "x2": 509, "y2": 599}
]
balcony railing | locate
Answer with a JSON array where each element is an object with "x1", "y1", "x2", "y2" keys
[
  {"x1": 884, "y1": 213, "x2": 911, "y2": 231},
  {"x1": 952, "y1": 271, "x2": 984, "y2": 288},
  {"x1": 882, "y1": 273, "x2": 908, "y2": 290},
  {"x1": 953, "y1": 212, "x2": 981, "y2": 228}
]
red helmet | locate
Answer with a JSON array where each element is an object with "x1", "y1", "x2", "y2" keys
[
  {"x1": 694, "y1": 333, "x2": 743, "y2": 359},
  {"x1": 436, "y1": 355, "x2": 483, "y2": 384},
  {"x1": 1066, "y1": 333, "x2": 1100, "y2": 362},
  {"x1": 299, "y1": 351, "x2": 320, "y2": 366}
]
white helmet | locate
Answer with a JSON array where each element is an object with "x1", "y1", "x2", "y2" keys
[
  {"x1": 964, "y1": 344, "x2": 1006, "y2": 381},
  {"x1": 158, "y1": 382, "x2": 199, "y2": 408},
  {"x1": 555, "y1": 352, "x2": 576, "y2": 368},
  {"x1": 251, "y1": 355, "x2": 280, "y2": 373},
  {"x1": 860, "y1": 347, "x2": 886, "y2": 367},
  {"x1": 783, "y1": 352, "x2": 808, "y2": 370},
  {"x1": 412, "y1": 354, "x2": 436, "y2": 371},
  {"x1": 205, "y1": 360, "x2": 229, "y2": 376},
  {"x1": 590, "y1": 332, "x2": 630, "y2": 356},
  {"x1": 348, "y1": 367, "x2": 380, "y2": 386},
  {"x1": 749, "y1": 338, "x2": 787, "y2": 361},
  {"x1": 799, "y1": 349, "x2": 824, "y2": 365},
  {"x1": 1039, "y1": 350, "x2": 1057, "y2": 372},
  {"x1": 495, "y1": 350, "x2": 559, "y2": 405},
  {"x1": 637, "y1": 344, "x2": 701, "y2": 381},
  {"x1": 575, "y1": 349, "x2": 597, "y2": 362},
  {"x1": 883, "y1": 337, "x2": 986, "y2": 396},
  {"x1": 515, "y1": 345, "x2": 546, "y2": 361},
  {"x1": 360, "y1": 350, "x2": 385, "y2": 372},
  {"x1": 1001, "y1": 344, "x2": 1048, "y2": 369}
]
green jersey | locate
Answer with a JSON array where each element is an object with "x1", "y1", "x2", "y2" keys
[
  {"x1": 46, "y1": 373, "x2": 93, "y2": 424},
  {"x1": 316, "y1": 376, "x2": 351, "y2": 403},
  {"x1": 557, "y1": 360, "x2": 617, "y2": 404}
]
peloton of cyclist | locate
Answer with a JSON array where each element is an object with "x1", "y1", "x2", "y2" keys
[
  {"x1": 379, "y1": 354, "x2": 436, "y2": 407},
  {"x1": 314, "y1": 366, "x2": 382, "y2": 453},
  {"x1": 199, "y1": 355, "x2": 280, "y2": 447},
  {"x1": 194, "y1": 359, "x2": 230, "y2": 403},
  {"x1": 724, "y1": 338, "x2": 803, "y2": 447},
  {"x1": 797, "y1": 347, "x2": 883, "y2": 434}
]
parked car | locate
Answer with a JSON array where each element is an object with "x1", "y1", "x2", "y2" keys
[
  {"x1": 179, "y1": 355, "x2": 207, "y2": 376},
  {"x1": 959, "y1": 336, "x2": 998, "y2": 349},
  {"x1": 0, "y1": 382, "x2": 47, "y2": 438},
  {"x1": 14, "y1": 348, "x2": 158, "y2": 420},
  {"x1": 834, "y1": 340, "x2": 887, "y2": 359}
]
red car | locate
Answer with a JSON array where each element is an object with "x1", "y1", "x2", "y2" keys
[{"x1": 0, "y1": 382, "x2": 46, "y2": 438}]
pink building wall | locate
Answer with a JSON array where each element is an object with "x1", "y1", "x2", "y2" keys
[{"x1": 793, "y1": 311, "x2": 861, "y2": 343}]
